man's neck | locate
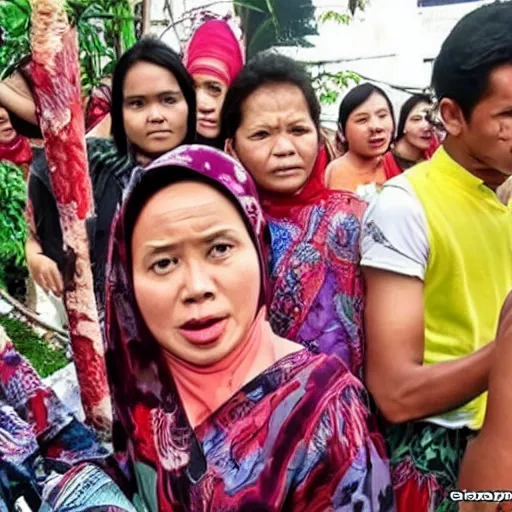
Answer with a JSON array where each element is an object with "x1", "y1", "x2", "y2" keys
[{"x1": 443, "y1": 137, "x2": 507, "y2": 191}]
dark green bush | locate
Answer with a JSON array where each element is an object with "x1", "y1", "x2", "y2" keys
[
  {"x1": 0, "y1": 315, "x2": 68, "y2": 377},
  {"x1": 0, "y1": 161, "x2": 27, "y2": 298}
]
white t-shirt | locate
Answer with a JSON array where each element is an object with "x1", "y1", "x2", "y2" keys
[{"x1": 360, "y1": 174, "x2": 429, "y2": 280}]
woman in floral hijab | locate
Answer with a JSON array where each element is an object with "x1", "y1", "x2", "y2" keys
[
  {"x1": 43, "y1": 145, "x2": 393, "y2": 510},
  {"x1": 103, "y1": 144, "x2": 393, "y2": 510}
]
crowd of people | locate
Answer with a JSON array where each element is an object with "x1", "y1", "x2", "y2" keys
[{"x1": 1, "y1": 2, "x2": 512, "y2": 511}]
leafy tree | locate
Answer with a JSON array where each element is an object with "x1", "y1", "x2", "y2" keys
[
  {"x1": 236, "y1": 0, "x2": 367, "y2": 59},
  {"x1": 235, "y1": 0, "x2": 317, "y2": 59},
  {"x1": 0, "y1": 0, "x2": 137, "y2": 94}
]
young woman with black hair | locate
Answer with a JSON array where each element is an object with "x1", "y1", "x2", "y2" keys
[
  {"x1": 25, "y1": 37, "x2": 196, "y2": 319},
  {"x1": 326, "y1": 83, "x2": 395, "y2": 201},
  {"x1": 382, "y1": 94, "x2": 437, "y2": 177}
]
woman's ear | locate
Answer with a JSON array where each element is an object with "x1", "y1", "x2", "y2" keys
[{"x1": 225, "y1": 138, "x2": 239, "y2": 161}]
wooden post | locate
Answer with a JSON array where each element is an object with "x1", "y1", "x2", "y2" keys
[{"x1": 142, "y1": 0, "x2": 152, "y2": 35}]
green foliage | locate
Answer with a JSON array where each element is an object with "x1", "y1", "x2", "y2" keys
[
  {"x1": 236, "y1": 0, "x2": 318, "y2": 59},
  {"x1": 311, "y1": 69, "x2": 361, "y2": 105},
  {"x1": 348, "y1": 0, "x2": 367, "y2": 15},
  {"x1": 235, "y1": 0, "x2": 368, "y2": 59},
  {"x1": 0, "y1": 161, "x2": 27, "y2": 291},
  {"x1": 318, "y1": 10, "x2": 351, "y2": 26},
  {"x1": 0, "y1": 0, "x2": 136, "y2": 94},
  {"x1": 0, "y1": 315, "x2": 68, "y2": 377},
  {"x1": 0, "y1": 0, "x2": 31, "y2": 78}
]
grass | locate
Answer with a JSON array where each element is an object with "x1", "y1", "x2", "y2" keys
[{"x1": 0, "y1": 315, "x2": 68, "y2": 378}]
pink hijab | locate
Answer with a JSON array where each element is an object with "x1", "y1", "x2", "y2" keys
[{"x1": 184, "y1": 19, "x2": 244, "y2": 86}]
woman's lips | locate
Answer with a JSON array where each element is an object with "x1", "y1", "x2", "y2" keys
[
  {"x1": 369, "y1": 138, "x2": 387, "y2": 148},
  {"x1": 272, "y1": 167, "x2": 302, "y2": 176},
  {"x1": 198, "y1": 119, "x2": 217, "y2": 129},
  {"x1": 179, "y1": 318, "x2": 228, "y2": 345}
]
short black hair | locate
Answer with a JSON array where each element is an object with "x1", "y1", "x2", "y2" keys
[
  {"x1": 337, "y1": 83, "x2": 395, "y2": 136},
  {"x1": 221, "y1": 52, "x2": 320, "y2": 140},
  {"x1": 432, "y1": 3, "x2": 512, "y2": 120},
  {"x1": 396, "y1": 94, "x2": 431, "y2": 141},
  {"x1": 111, "y1": 37, "x2": 196, "y2": 155}
]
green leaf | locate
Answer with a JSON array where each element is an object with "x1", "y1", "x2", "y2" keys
[
  {"x1": 318, "y1": 10, "x2": 351, "y2": 25},
  {"x1": 233, "y1": 0, "x2": 266, "y2": 14},
  {"x1": 247, "y1": 17, "x2": 276, "y2": 56}
]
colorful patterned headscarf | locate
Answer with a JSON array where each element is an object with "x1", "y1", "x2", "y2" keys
[
  {"x1": 183, "y1": 20, "x2": 244, "y2": 86},
  {"x1": 104, "y1": 145, "x2": 268, "y2": 501}
]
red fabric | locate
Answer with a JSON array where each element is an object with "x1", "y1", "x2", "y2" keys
[
  {"x1": 259, "y1": 144, "x2": 331, "y2": 220},
  {"x1": 395, "y1": 478, "x2": 431, "y2": 512},
  {"x1": 382, "y1": 151, "x2": 403, "y2": 181},
  {"x1": 86, "y1": 96, "x2": 110, "y2": 131},
  {"x1": 425, "y1": 133, "x2": 441, "y2": 159},
  {"x1": 184, "y1": 20, "x2": 244, "y2": 86},
  {"x1": 0, "y1": 134, "x2": 33, "y2": 167}
]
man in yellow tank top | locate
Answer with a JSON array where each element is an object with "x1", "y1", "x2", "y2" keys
[{"x1": 360, "y1": 4, "x2": 512, "y2": 511}]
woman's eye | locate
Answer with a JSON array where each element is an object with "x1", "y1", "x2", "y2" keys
[
  {"x1": 163, "y1": 96, "x2": 177, "y2": 105},
  {"x1": 355, "y1": 118, "x2": 367, "y2": 124},
  {"x1": 127, "y1": 100, "x2": 144, "y2": 109},
  {"x1": 210, "y1": 243, "x2": 233, "y2": 258},
  {"x1": 378, "y1": 112, "x2": 389, "y2": 119},
  {"x1": 291, "y1": 126, "x2": 307, "y2": 135},
  {"x1": 251, "y1": 131, "x2": 269, "y2": 140},
  {"x1": 208, "y1": 84, "x2": 222, "y2": 95},
  {"x1": 151, "y1": 258, "x2": 176, "y2": 275}
]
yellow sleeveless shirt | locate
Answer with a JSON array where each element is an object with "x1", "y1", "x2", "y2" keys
[{"x1": 407, "y1": 148, "x2": 512, "y2": 430}]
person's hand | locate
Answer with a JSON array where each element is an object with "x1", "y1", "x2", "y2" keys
[{"x1": 29, "y1": 254, "x2": 64, "y2": 297}]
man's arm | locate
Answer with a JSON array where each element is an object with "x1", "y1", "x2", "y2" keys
[
  {"x1": 364, "y1": 267, "x2": 495, "y2": 424},
  {"x1": 458, "y1": 292, "x2": 512, "y2": 491},
  {"x1": 0, "y1": 81, "x2": 37, "y2": 125}
]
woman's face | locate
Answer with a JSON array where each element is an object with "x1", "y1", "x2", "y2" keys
[
  {"x1": 0, "y1": 107, "x2": 16, "y2": 144},
  {"x1": 122, "y1": 61, "x2": 189, "y2": 158},
  {"x1": 344, "y1": 92, "x2": 394, "y2": 158},
  {"x1": 132, "y1": 180, "x2": 261, "y2": 367},
  {"x1": 194, "y1": 67, "x2": 228, "y2": 139},
  {"x1": 403, "y1": 101, "x2": 433, "y2": 151},
  {"x1": 229, "y1": 83, "x2": 319, "y2": 195}
]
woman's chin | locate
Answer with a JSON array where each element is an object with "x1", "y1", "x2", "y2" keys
[{"x1": 197, "y1": 126, "x2": 220, "y2": 139}]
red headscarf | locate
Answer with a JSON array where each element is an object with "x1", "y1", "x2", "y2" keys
[
  {"x1": 184, "y1": 20, "x2": 244, "y2": 86},
  {"x1": 259, "y1": 144, "x2": 331, "y2": 220},
  {"x1": 0, "y1": 134, "x2": 32, "y2": 168}
]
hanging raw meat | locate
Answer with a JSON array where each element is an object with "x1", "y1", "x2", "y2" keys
[{"x1": 27, "y1": 0, "x2": 111, "y2": 434}]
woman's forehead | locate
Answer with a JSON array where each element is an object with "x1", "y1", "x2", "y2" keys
[
  {"x1": 137, "y1": 181, "x2": 240, "y2": 227},
  {"x1": 241, "y1": 83, "x2": 311, "y2": 124},
  {"x1": 408, "y1": 102, "x2": 430, "y2": 117},
  {"x1": 124, "y1": 61, "x2": 180, "y2": 96},
  {"x1": 351, "y1": 93, "x2": 390, "y2": 116}
]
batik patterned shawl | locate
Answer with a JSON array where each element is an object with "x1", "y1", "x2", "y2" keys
[
  {"x1": 104, "y1": 145, "x2": 394, "y2": 510},
  {"x1": 0, "y1": 328, "x2": 111, "y2": 510},
  {"x1": 260, "y1": 145, "x2": 368, "y2": 378}
]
